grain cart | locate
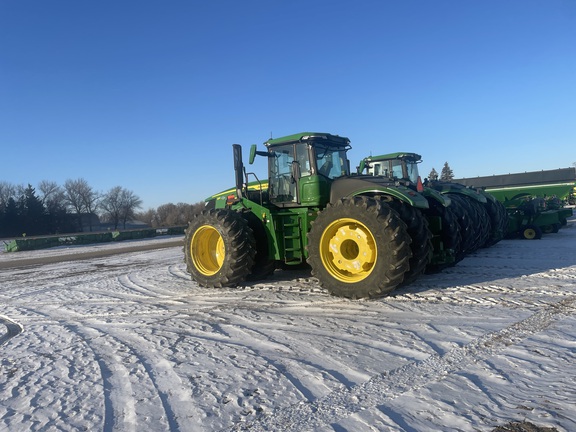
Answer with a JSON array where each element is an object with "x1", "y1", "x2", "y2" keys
[{"x1": 184, "y1": 132, "x2": 438, "y2": 299}]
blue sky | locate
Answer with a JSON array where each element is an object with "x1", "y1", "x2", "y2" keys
[{"x1": 1, "y1": 0, "x2": 575, "y2": 210}]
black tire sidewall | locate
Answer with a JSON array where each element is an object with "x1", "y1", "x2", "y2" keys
[
  {"x1": 184, "y1": 209, "x2": 256, "y2": 287},
  {"x1": 307, "y1": 196, "x2": 411, "y2": 299}
]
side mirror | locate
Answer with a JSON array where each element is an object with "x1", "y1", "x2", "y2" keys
[
  {"x1": 249, "y1": 144, "x2": 257, "y2": 165},
  {"x1": 249, "y1": 144, "x2": 269, "y2": 165}
]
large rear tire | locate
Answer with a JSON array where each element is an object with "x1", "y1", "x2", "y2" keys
[
  {"x1": 307, "y1": 196, "x2": 411, "y2": 299},
  {"x1": 484, "y1": 198, "x2": 507, "y2": 246},
  {"x1": 184, "y1": 209, "x2": 256, "y2": 287},
  {"x1": 241, "y1": 210, "x2": 276, "y2": 281},
  {"x1": 387, "y1": 200, "x2": 432, "y2": 285},
  {"x1": 465, "y1": 198, "x2": 491, "y2": 250},
  {"x1": 446, "y1": 194, "x2": 476, "y2": 258},
  {"x1": 424, "y1": 199, "x2": 462, "y2": 272}
]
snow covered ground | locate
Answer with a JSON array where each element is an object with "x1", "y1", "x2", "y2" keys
[{"x1": 1, "y1": 217, "x2": 575, "y2": 432}]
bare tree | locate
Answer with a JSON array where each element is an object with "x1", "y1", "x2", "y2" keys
[
  {"x1": 0, "y1": 181, "x2": 16, "y2": 211},
  {"x1": 101, "y1": 186, "x2": 143, "y2": 229},
  {"x1": 136, "y1": 208, "x2": 158, "y2": 227},
  {"x1": 64, "y1": 178, "x2": 99, "y2": 232},
  {"x1": 38, "y1": 180, "x2": 66, "y2": 213},
  {"x1": 155, "y1": 203, "x2": 178, "y2": 226},
  {"x1": 149, "y1": 202, "x2": 202, "y2": 227},
  {"x1": 100, "y1": 186, "x2": 123, "y2": 229},
  {"x1": 119, "y1": 188, "x2": 142, "y2": 229}
]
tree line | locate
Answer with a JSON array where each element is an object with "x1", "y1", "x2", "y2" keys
[
  {"x1": 427, "y1": 162, "x2": 454, "y2": 182},
  {"x1": 0, "y1": 178, "x2": 204, "y2": 238},
  {"x1": 2, "y1": 164, "x2": 457, "y2": 239}
]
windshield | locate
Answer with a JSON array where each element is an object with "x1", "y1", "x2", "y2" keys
[
  {"x1": 390, "y1": 160, "x2": 404, "y2": 180},
  {"x1": 388, "y1": 159, "x2": 420, "y2": 183},
  {"x1": 314, "y1": 145, "x2": 349, "y2": 179},
  {"x1": 405, "y1": 161, "x2": 420, "y2": 183},
  {"x1": 269, "y1": 144, "x2": 297, "y2": 202}
]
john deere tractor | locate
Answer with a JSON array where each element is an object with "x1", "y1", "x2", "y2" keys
[
  {"x1": 358, "y1": 152, "x2": 462, "y2": 270},
  {"x1": 184, "y1": 132, "x2": 441, "y2": 299},
  {"x1": 358, "y1": 152, "x2": 508, "y2": 266}
]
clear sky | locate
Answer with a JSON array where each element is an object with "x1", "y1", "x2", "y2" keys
[{"x1": 1, "y1": 0, "x2": 575, "y2": 210}]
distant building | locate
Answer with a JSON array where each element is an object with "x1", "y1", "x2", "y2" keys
[{"x1": 454, "y1": 167, "x2": 576, "y2": 202}]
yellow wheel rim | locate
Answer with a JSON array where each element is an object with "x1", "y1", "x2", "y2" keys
[
  {"x1": 191, "y1": 225, "x2": 225, "y2": 275},
  {"x1": 319, "y1": 218, "x2": 377, "y2": 283},
  {"x1": 524, "y1": 228, "x2": 536, "y2": 239}
]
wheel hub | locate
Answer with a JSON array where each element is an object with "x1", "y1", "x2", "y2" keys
[
  {"x1": 191, "y1": 225, "x2": 225, "y2": 275},
  {"x1": 321, "y1": 218, "x2": 377, "y2": 282}
]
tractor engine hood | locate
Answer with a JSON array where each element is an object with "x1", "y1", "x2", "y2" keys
[{"x1": 330, "y1": 175, "x2": 429, "y2": 209}]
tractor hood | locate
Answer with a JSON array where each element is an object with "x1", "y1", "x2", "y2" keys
[{"x1": 331, "y1": 175, "x2": 429, "y2": 209}]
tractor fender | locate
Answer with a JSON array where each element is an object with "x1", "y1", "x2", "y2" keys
[
  {"x1": 431, "y1": 181, "x2": 487, "y2": 204},
  {"x1": 453, "y1": 188, "x2": 488, "y2": 203},
  {"x1": 330, "y1": 177, "x2": 429, "y2": 209},
  {"x1": 421, "y1": 188, "x2": 450, "y2": 206}
]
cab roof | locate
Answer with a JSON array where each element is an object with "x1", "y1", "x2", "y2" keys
[
  {"x1": 264, "y1": 132, "x2": 350, "y2": 147},
  {"x1": 363, "y1": 152, "x2": 422, "y2": 162}
]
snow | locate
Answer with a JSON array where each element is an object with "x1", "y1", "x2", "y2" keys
[{"x1": 1, "y1": 218, "x2": 575, "y2": 432}]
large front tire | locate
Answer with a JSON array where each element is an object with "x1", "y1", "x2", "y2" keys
[
  {"x1": 307, "y1": 196, "x2": 412, "y2": 299},
  {"x1": 184, "y1": 209, "x2": 256, "y2": 287}
]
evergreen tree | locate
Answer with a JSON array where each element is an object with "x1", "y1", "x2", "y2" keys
[
  {"x1": 440, "y1": 162, "x2": 454, "y2": 181},
  {"x1": 20, "y1": 184, "x2": 47, "y2": 236},
  {"x1": 2, "y1": 197, "x2": 19, "y2": 237},
  {"x1": 428, "y1": 168, "x2": 439, "y2": 181}
]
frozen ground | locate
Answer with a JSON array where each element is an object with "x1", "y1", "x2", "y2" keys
[{"x1": 1, "y1": 217, "x2": 575, "y2": 431}]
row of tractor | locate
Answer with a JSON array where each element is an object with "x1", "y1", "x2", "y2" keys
[{"x1": 183, "y1": 132, "x2": 567, "y2": 299}]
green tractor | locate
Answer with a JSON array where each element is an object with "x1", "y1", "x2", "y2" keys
[
  {"x1": 184, "y1": 132, "x2": 441, "y2": 299},
  {"x1": 358, "y1": 152, "x2": 508, "y2": 264},
  {"x1": 358, "y1": 152, "x2": 462, "y2": 269}
]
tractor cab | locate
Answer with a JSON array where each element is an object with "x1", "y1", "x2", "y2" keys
[
  {"x1": 251, "y1": 132, "x2": 351, "y2": 207},
  {"x1": 359, "y1": 152, "x2": 423, "y2": 184}
]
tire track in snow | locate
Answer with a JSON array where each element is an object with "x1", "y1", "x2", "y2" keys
[
  {"x1": 236, "y1": 296, "x2": 576, "y2": 431},
  {"x1": 0, "y1": 315, "x2": 23, "y2": 346},
  {"x1": 5, "y1": 301, "x2": 202, "y2": 431},
  {"x1": 66, "y1": 324, "x2": 138, "y2": 432},
  {"x1": 62, "y1": 319, "x2": 205, "y2": 431}
]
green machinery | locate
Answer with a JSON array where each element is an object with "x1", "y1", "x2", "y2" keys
[
  {"x1": 500, "y1": 195, "x2": 572, "y2": 240},
  {"x1": 452, "y1": 169, "x2": 574, "y2": 239},
  {"x1": 184, "y1": 133, "x2": 465, "y2": 299},
  {"x1": 358, "y1": 152, "x2": 508, "y2": 260}
]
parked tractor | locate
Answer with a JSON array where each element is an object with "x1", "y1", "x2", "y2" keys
[
  {"x1": 357, "y1": 153, "x2": 459, "y2": 272},
  {"x1": 358, "y1": 152, "x2": 508, "y2": 264},
  {"x1": 185, "y1": 133, "x2": 441, "y2": 299}
]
